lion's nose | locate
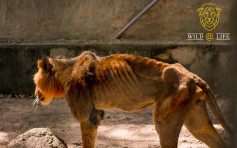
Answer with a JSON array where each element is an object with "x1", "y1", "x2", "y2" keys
[{"x1": 208, "y1": 18, "x2": 211, "y2": 21}]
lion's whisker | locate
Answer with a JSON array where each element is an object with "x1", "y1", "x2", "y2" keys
[{"x1": 32, "y1": 97, "x2": 39, "y2": 108}]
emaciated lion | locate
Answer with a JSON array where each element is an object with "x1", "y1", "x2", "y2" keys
[{"x1": 33, "y1": 51, "x2": 231, "y2": 148}]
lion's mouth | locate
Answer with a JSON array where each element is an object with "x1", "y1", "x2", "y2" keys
[
  {"x1": 205, "y1": 21, "x2": 214, "y2": 27},
  {"x1": 39, "y1": 97, "x2": 53, "y2": 105},
  {"x1": 39, "y1": 97, "x2": 45, "y2": 101},
  {"x1": 32, "y1": 96, "x2": 52, "y2": 107}
]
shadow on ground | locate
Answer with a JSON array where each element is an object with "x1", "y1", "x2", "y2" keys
[{"x1": 0, "y1": 98, "x2": 232, "y2": 148}]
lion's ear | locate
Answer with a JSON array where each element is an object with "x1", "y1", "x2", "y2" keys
[
  {"x1": 37, "y1": 59, "x2": 51, "y2": 72},
  {"x1": 197, "y1": 8, "x2": 203, "y2": 13},
  {"x1": 216, "y1": 8, "x2": 221, "y2": 13}
]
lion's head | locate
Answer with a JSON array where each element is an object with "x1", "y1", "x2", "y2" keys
[
  {"x1": 33, "y1": 58, "x2": 64, "y2": 105},
  {"x1": 198, "y1": 3, "x2": 221, "y2": 31}
]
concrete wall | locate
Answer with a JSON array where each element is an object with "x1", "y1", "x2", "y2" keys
[
  {"x1": 0, "y1": 45, "x2": 234, "y2": 97},
  {"x1": 0, "y1": 1, "x2": 235, "y2": 97},
  {"x1": 0, "y1": 0, "x2": 233, "y2": 44}
]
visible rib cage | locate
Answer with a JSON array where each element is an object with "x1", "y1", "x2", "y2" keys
[{"x1": 89, "y1": 54, "x2": 167, "y2": 110}]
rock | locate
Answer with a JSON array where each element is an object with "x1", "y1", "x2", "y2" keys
[
  {"x1": 170, "y1": 47, "x2": 197, "y2": 65},
  {"x1": 8, "y1": 128, "x2": 67, "y2": 148},
  {"x1": 156, "y1": 50, "x2": 171, "y2": 61}
]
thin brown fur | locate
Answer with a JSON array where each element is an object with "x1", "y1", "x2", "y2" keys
[{"x1": 33, "y1": 51, "x2": 231, "y2": 148}]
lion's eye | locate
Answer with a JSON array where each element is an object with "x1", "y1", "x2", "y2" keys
[
  {"x1": 211, "y1": 12, "x2": 216, "y2": 18},
  {"x1": 204, "y1": 12, "x2": 208, "y2": 18}
]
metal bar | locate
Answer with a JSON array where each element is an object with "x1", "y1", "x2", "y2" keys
[{"x1": 116, "y1": 0, "x2": 158, "y2": 39}]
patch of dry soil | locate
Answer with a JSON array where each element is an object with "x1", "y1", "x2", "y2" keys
[{"x1": 0, "y1": 98, "x2": 232, "y2": 148}]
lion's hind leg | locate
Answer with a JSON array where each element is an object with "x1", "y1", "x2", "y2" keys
[
  {"x1": 184, "y1": 94, "x2": 228, "y2": 148},
  {"x1": 153, "y1": 65, "x2": 193, "y2": 148},
  {"x1": 153, "y1": 87, "x2": 191, "y2": 148},
  {"x1": 153, "y1": 102, "x2": 188, "y2": 148}
]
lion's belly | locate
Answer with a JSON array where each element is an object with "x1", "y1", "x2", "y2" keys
[{"x1": 91, "y1": 77, "x2": 164, "y2": 112}]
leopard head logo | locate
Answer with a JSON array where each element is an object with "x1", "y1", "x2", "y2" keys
[{"x1": 198, "y1": 3, "x2": 221, "y2": 31}]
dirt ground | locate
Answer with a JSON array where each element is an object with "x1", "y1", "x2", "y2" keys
[{"x1": 0, "y1": 97, "x2": 232, "y2": 148}]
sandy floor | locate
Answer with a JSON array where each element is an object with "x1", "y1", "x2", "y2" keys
[{"x1": 0, "y1": 98, "x2": 232, "y2": 148}]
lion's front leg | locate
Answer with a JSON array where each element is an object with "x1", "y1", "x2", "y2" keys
[
  {"x1": 66, "y1": 94, "x2": 104, "y2": 147},
  {"x1": 80, "y1": 108, "x2": 104, "y2": 148},
  {"x1": 80, "y1": 120, "x2": 98, "y2": 148}
]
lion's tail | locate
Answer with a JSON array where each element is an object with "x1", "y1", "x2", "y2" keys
[{"x1": 193, "y1": 76, "x2": 232, "y2": 134}]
